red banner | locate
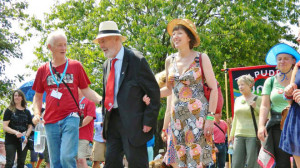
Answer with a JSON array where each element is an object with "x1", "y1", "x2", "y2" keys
[{"x1": 227, "y1": 65, "x2": 278, "y2": 116}]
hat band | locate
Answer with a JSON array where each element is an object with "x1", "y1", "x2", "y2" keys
[{"x1": 99, "y1": 30, "x2": 120, "y2": 35}]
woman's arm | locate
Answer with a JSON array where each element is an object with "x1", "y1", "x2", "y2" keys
[
  {"x1": 201, "y1": 53, "x2": 218, "y2": 114},
  {"x1": 201, "y1": 53, "x2": 217, "y2": 139},
  {"x1": 284, "y1": 65, "x2": 298, "y2": 104},
  {"x1": 162, "y1": 56, "x2": 174, "y2": 98},
  {"x1": 257, "y1": 94, "x2": 270, "y2": 142},
  {"x1": 161, "y1": 96, "x2": 172, "y2": 142},
  {"x1": 3, "y1": 121, "x2": 22, "y2": 138}
]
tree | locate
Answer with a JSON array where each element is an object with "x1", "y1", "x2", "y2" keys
[
  {"x1": 0, "y1": 0, "x2": 28, "y2": 100},
  {"x1": 25, "y1": 0, "x2": 300, "y2": 154}
]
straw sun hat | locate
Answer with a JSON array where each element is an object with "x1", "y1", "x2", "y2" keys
[
  {"x1": 167, "y1": 18, "x2": 200, "y2": 47},
  {"x1": 93, "y1": 21, "x2": 127, "y2": 44}
]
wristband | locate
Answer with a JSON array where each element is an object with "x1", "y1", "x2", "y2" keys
[
  {"x1": 99, "y1": 100, "x2": 102, "y2": 105},
  {"x1": 283, "y1": 94, "x2": 292, "y2": 100},
  {"x1": 206, "y1": 116, "x2": 214, "y2": 121},
  {"x1": 162, "y1": 129, "x2": 166, "y2": 133}
]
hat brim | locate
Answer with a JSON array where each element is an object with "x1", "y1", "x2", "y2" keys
[
  {"x1": 93, "y1": 34, "x2": 127, "y2": 44},
  {"x1": 167, "y1": 19, "x2": 200, "y2": 47},
  {"x1": 265, "y1": 43, "x2": 300, "y2": 65}
]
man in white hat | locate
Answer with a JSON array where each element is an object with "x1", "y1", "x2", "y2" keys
[{"x1": 94, "y1": 21, "x2": 160, "y2": 167}]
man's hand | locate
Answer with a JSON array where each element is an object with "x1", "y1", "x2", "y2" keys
[
  {"x1": 143, "y1": 95, "x2": 150, "y2": 105},
  {"x1": 32, "y1": 115, "x2": 44, "y2": 125},
  {"x1": 143, "y1": 125, "x2": 152, "y2": 133}
]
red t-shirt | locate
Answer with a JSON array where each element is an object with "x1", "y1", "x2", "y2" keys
[
  {"x1": 213, "y1": 120, "x2": 228, "y2": 144},
  {"x1": 79, "y1": 97, "x2": 96, "y2": 142},
  {"x1": 32, "y1": 59, "x2": 91, "y2": 124}
]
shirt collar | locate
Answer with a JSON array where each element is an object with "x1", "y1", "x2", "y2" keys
[{"x1": 112, "y1": 46, "x2": 124, "y2": 61}]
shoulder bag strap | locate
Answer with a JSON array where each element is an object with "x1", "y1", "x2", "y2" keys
[
  {"x1": 214, "y1": 122, "x2": 225, "y2": 135},
  {"x1": 250, "y1": 96, "x2": 258, "y2": 138},
  {"x1": 198, "y1": 53, "x2": 205, "y2": 85},
  {"x1": 51, "y1": 64, "x2": 80, "y2": 111}
]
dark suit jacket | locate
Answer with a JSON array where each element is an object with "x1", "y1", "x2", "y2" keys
[{"x1": 102, "y1": 47, "x2": 160, "y2": 147}]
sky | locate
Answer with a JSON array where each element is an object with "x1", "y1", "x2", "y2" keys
[
  {"x1": 5, "y1": 1, "x2": 300, "y2": 89},
  {"x1": 5, "y1": 0, "x2": 57, "y2": 88}
]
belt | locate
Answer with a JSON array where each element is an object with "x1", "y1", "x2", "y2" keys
[
  {"x1": 69, "y1": 112, "x2": 79, "y2": 118},
  {"x1": 215, "y1": 143, "x2": 225, "y2": 145}
]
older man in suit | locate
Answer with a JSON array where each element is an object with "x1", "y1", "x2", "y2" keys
[{"x1": 93, "y1": 21, "x2": 160, "y2": 168}]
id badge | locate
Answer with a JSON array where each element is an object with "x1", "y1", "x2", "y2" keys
[{"x1": 50, "y1": 89, "x2": 62, "y2": 99}]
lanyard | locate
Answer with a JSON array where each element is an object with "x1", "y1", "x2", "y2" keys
[
  {"x1": 79, "y1": 96, "x2": 85, "y2": 105},
  {"x1": 49, "y1": 59, "x2": 69, "y2": 87}
]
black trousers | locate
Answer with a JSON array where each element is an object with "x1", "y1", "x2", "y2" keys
[
  {"x1": 104, "y1": 109, "x2": 148, "y2": 168},
  {"x1": 5, "y1": 141, "x2": 28, "y2": 168}
]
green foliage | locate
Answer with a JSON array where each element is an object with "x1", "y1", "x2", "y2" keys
[
  {"x1": 0, "y1": 0, "x2": 28, "y2": 99},
  {"x1": 25, "y1": 0, "x2": 299, "y2": 116}
]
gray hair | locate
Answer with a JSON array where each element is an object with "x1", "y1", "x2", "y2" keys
[
  {"x1": 237, "y1": 74, "x2": 254, "y2": 86},
  {"x1": 46, "y1": 30, "x2": 67, "y2": 46}
]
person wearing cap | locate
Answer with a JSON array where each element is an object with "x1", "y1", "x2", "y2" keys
[
  {"x1": 160, "y1": 18, "x2": 218, "y2": 167},
  {"x1": 31, "y1": 30, "x2": 103, "y2": 167},
  {"x1": 280, "y1": 32, "x2": 300, "y2": 167},
  {"x1": 93, "y1": 21, "x2": 160, "y2": 167},
  {"x1": 258, "y1": 43, "x2": 300, "y2": 168}
]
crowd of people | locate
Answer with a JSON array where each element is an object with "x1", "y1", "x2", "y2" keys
[{"x1": 1, "y1": 18, "x2": 300, "y2": 168}]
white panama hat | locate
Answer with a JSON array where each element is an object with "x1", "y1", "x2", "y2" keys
[{"x1": 93, "y1": 21, "x2": 127, "y2": 44}]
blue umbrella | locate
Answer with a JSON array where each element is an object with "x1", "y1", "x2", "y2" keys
[{"x1": 19, "y1": 79, "x2": 46, "y2": 102}]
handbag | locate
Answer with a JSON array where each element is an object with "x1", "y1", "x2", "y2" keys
[
  {"x1": 280, "y1": 105, "x2": 290, "y2": 130},
  {"x1": 250, "y1": 96, "x2": 261, "y2": 153},
  {"x1": 198, "y1": 54, "x2": 224, "y2": 114}
]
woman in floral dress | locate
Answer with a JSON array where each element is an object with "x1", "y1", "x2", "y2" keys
[{"x1": 161, "y1": 19, "x2": 218, "y2": 168}]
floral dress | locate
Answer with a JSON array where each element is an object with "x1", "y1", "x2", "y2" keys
[{"x1": 169, "y1": 54, "x2": 214, "y2": 168}]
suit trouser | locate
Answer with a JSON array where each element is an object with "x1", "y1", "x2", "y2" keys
[{"x1": 104, "y1": 109, "x2": 148, "y2": 168}]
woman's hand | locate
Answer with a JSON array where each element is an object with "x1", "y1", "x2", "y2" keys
[
  {"x1": 258, "y1": 125, "x2": 268, "y2": 142},
  {"x1": 167, "y1": 73, "x2": 176, "y2": 87},
  {"x1": 161, "y1": 130, "x2": 167, "y2": 142},
  {"x1": 204, "y1": 119, "x2": 214, "y2": 141},
  {"x1": 228, "y1": 136, "x2": 234, "y2": 145},
  {"x1": 293, "y1": 89, "x2": 300, "y2": 103},
  {"x1": 285, "y1": 83, "x2": 297, "y2": 97},
  {"x1": 15, "y1": 131, "x2": 22, "y2": 138},
  {"x1": 24, "y1": 136, "x2": 28, "y2": 144}
]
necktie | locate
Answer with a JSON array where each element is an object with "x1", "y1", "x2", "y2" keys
[{"x1": 104, "y1": 58, "x2": 118, "y2": 111}]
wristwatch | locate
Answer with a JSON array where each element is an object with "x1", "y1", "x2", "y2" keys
[{"x1": 207, "y1": 111, "x2": 215, "y2": 115}]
